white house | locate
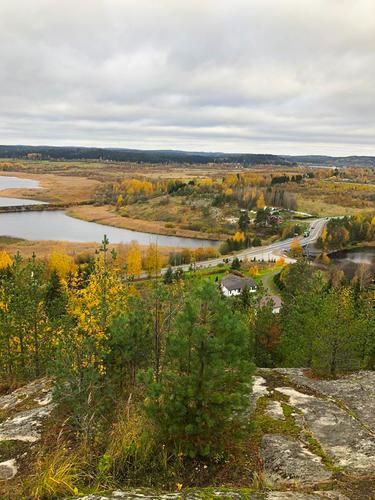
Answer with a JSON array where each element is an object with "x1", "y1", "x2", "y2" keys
[{"x1": 221, "y1": 273, "x2": 257, "y2": 297}]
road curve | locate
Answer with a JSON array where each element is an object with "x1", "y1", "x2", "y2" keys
[{"x1": 161, "y1": 217, "x2": 327, "y2": 274}]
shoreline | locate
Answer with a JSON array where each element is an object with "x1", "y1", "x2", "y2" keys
[
  {"x1": 67, "y1": 204, "x2": 225, "y2": 242},
  {"x1": 326, "y1": 240, "x2": 375, "y2": 256}
]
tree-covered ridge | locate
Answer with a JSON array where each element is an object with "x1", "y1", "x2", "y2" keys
[
  {"x1": 0, "y1": 145, "x2": 292, "y2": 165},
  {"x1": 2, "y1": 144, "x2": 375, "y2": 167}
]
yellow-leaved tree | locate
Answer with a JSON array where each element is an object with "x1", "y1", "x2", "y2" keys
[
  {"x1": 49, "y1": 251, "x2": 76, "y2": 280},
  {"x1": 0, "y1": 251, "x2": 12, "y2": 269},
  {"x1": 233, "y1": 231, "x2": 245, "y2": 242},
  {"x1": 144, "y1": 243, "x2": 162, "y2": 277},
  {"x1": 68, "y1": 239, "x2": 127, "y2": 378},
  {"x1": 126, "y1": 241, "x2": 142, "y2": 277},
  {"x1": 290, "y1": 238, "x2": 303, "y2": 257},
  {"x1": 257, "y1": 192, "x2": 265, "y2": 209}
]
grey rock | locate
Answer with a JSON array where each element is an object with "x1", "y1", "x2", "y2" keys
[
  {"x1": 276, "y1": 369, "x2": 375, "y2": 430},
  {"x1": 276, "y1": 386, "x2": 375, "y2": 473},
  {"x1": 0, "y1": 459, "x2": 17, "y2": 480},
  {"x1": 265, "y1": 400, "x2": 285, "y2": 420},
  {"x1": 0, "y1": 377, "x2": 52, "y2": 412},
  {"x1": 261, "y1": 434, "x2": 331, "y2": 485},
  {"x1": 76, "y1": 491, "x2": 348, "y2": 500},
  {"x1": 0, "y1": 404, "x2": 55, "y2": 443},
  {"x1": 267, "y1": 493, "x2": 348, "y2": 499},
  {"x1": 249, "y1": 376, "x2": 269, "y2": 412}
]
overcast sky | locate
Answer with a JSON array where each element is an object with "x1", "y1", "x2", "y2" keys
[{"x1": 1, "y1": 0, "x2": 375, "y2": 155}]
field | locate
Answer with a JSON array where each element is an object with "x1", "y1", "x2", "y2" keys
[
  {"x1": 67, "y1": 203, "x2": 225, "y2": 240},
  {"x1": 0, "y1": 159, "x2": 374, "y2": 250},
  {"x1": 0, "y1": 170, "x2": 99, "y2": 204}
]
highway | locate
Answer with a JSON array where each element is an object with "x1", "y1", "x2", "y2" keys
[{"x1": 161, "y1": 217, "x2": 327, "y2": 274}]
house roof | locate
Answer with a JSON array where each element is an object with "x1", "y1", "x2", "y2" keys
[
  {"x1": 260, "y1": 295, "x2": 282, "y2": 309},
  {"x1": 221, "y1": 273, "x2": 257, "y2": 291}
]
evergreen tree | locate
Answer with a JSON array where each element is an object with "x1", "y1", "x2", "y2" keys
[
  {"x1": 45, "y1": 269, "x2": 68, "y2": 322},
  {"x1": 238, "y1": 212, "x2": 250, "y2": 231},
  {"x1": 163, "y1": 265, "x2": 174, "y2": 284},
  {"x1": 253, "y1": 301, "x2": 281, "y2": 367},
  {"x1": 311, "y1": 287, "x2": 363, "y2": 376},
  {"x1": 231, "y1": 257, "x2": 241, "y2": 270},
  {"x1": 108, "y1": 296, "x2": 152, "y2": 388},
  {"x1": 143, "y1": 281, "x2": 254, "y2": 457}
]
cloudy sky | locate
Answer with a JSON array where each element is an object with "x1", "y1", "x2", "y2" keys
[{"x1": 1, "y1": 0, "x2": 375, "y2": 155}]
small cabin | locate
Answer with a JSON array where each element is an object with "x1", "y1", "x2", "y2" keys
[{"x1": 221, "y1": 273, "x2": 257, "y2": 297}]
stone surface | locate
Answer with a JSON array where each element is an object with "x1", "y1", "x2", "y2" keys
[
  {"x1": 0, "y1": 378, "x2": 55, "y2": 485},
  {"x1": 267, "y1": 494, "x2": 348, "y2": 500},
  {"x1": 0, "y1": 404, "x2": 55, "y2": 443},
  {"x1": 275, "y1": 386, "x2": 375, "y2": 473},
  {"x1": 250, "y1": 376, "x2": 270, "y2": 412},
  {"x1": 265, "y1": 400, "x2": 285, "y2": 420},
  {"x1": 261, "y1": 434, "x2": 331, "y2": 485},
  {"x1": 0, "y1": 377, "x2": 51, "y2": 412},
  {"x1": 276, "y1": 369, "x2": 375, "y2": 430},
  {"x1": 253, "y1": 376, "x2": 269, "y2": 398},
  {"x1": 0, "y1": 459, "x2": 17, "y2": 480},
  {"x1": 77, "y1": 491, "x2": 349, "y2": 499}
]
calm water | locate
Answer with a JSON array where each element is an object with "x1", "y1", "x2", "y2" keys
[
  {"x1": 0, "y1": 176, "x2": 40, "y2": 190},
  {"x1": 0, "y1": 175, "x2": 45, "y2": 206},
  {"x1": 0, "y1": 176, "x2": 215, "y2": 248},
  {"x1": 329, "y1": 247, "x2": 375, "y2": 280},
  {"x1": 330, "y1": 247, "x2": 375, "y2": 265},
  {"x1": 0, "y1": 197, "x2": 46, "y2": 207}
]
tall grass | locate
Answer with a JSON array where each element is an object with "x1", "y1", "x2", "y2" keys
[{"x1": 28, "y1": 445, "x2": 92, "y2": 499}]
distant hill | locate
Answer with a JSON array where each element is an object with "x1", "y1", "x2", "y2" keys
[
  {"x1": 0, "y1": 145, "x2": 292, "y2": 165},
  {"x1": 0, "y1": 145, "x2": 374, "y2": 167},
  {"x1": 281, "y1": 155, "x2": 375, "y2": 168}
]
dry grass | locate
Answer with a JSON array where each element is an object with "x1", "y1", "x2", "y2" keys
[
  {"x1": 0, "y1": 171, "x2": 100, "y2": 204},
  {"x1": 27, "y1": 445, "x2": 91, "y2": 499},
  {"x1": 0, "y1": 238, "x2": 182, "y2": 260},
  {"x1": 296, "y1": 195, "x2": 374, "y2": 217},
  {"x1": 68, "y1": 204, "x2": 225, "y2": 241}
]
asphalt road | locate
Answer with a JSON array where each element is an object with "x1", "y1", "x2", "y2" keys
[{"x1": 162, "y1": 217, "x2": 327, "y2": 274}]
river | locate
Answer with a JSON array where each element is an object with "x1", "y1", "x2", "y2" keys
[{"x1": 0, "y1": 176, "x2": 216, "y2": 248}]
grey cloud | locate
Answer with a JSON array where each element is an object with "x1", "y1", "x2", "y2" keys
[{"x1": 0, "y1": 0, "x2": 375, "y2": 154}]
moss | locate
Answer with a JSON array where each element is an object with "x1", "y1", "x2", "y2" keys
[
  {"x1": 303, "y1": 431, "x2": 341, "y2": 472},
  {"x1": 281, "y1": 402, "x2": 302, "y2": 418},
  {"x1": 254, "y1": 395, "x2": 301, "y2": 438}
]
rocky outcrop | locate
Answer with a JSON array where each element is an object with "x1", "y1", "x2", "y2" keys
[
  {"x1": 0, "y1": 459, "x2": 17, "y2": 481},
  {"x1": 1, "y1": 370, "x2": 374, "y2": 499},
  {"x1": 77, "y1": 490, "x2": 349, "y2": 499},
  {"x1": 261, "y1": 434, "x2": 332, "y2": 485},
  {"x1": 255, "y1": 369, "x2": 375, "y2": 499},
  {"x1": 275, "y1": 385, "x2": 375, "y2": 473},
  {"x1": 0, "y1": 378, "x2": 54, "y2": 484}
]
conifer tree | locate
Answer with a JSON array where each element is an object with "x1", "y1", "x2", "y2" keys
[{"x1": 143, "y1": 281, "x2": 254, "y2": 457}]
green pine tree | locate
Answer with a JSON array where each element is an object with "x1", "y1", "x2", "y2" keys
[{"x1": 143, "y1": 281, "x2": 254, "y2": 457}]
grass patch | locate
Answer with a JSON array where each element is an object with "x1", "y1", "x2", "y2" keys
[
  {"x1": 26, "y1": 445, "x2": 93, "y2": 499},
  {"x1": 255, "y1": 395, "x2": 301, "y2": 438}
]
